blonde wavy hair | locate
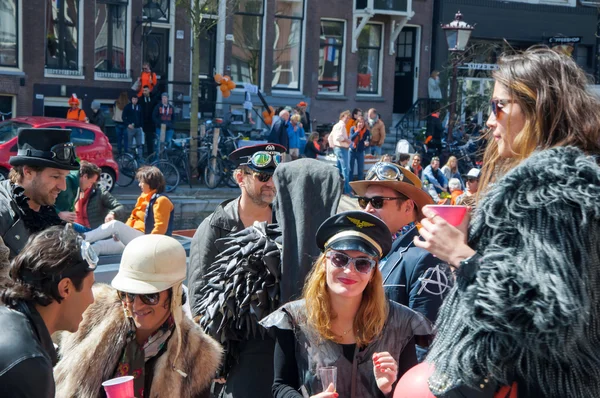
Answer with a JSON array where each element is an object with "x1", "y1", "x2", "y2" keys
[
  {"x1": 303, "y1": 252, "x2": 388, "y2": 347},
  {"x1": 479, "y1": 46, "x2": 600, "y2": 194}
]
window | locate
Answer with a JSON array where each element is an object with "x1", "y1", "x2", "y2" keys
[
  {"x1": 46, "y1": 0, "x2": 81, "y2": 72},
  {"x1": 0, "y1": 121, "x2": 28, "y2": 143},
  {"x1": 318, "y1": 20, "x2": 344, "y2": 94},
  {"x1": 143, "y1": 0, "x2": 169, "y2": 22},
  {"x1": 357, "y1": 24, "x2": 382, "y2": 95},
  {"x1": 272, "y1": 0, "x2": 304, "y2": 90},
  {"x1": 231, "y1": 0, "x2": 264, "y2": 86},
  {"x1": 69, "y1": 128, "x2": 96, "y2": 146},
  {"x1": 95, "y1": 0, "x2": 128, "y2": 76},
  {"x1": 576, "y1": 45, "x2": 593, "y2": 73},
  {"x1": 0, "y1": 0, "x2": 18, "y2": 67}
]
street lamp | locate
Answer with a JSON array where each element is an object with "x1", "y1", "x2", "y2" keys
[{"x1": 441, "y1": 11, "x2": 474, "y2": 142}]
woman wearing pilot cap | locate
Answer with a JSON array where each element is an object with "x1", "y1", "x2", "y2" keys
[
  {"x1": 54, "y1": 234, "x2": 223, "y2": 397},
  {"x1": 261, "y1": 210, "x2": 432, "y2": 398}
]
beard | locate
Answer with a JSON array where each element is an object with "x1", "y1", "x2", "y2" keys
[
  {"x1": 248, "y1": 185, "x2": 276, "y2": 207},
  {"x1": 29, "y1": 178, "x2": 60, "y2": 206}
]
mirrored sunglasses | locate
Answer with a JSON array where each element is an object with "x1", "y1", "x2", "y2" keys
[
  {"x1": 117, "y1": 291, "x2": 162, "y2": 306},
  {"x1": 245, "y1": 170, "x2": 272, "y2": 183},
  {"x1": 490, "y1": 99, "x2": 516, "y2": 117},
  {"x1": 357, "y1": 196, "x2": 402, "y2": 209},
  {"x1": 326, "y1": 250, "x2": 377, "y2": 274}
]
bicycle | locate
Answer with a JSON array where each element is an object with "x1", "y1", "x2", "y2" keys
[
  {"x1": 115, "y1": 140, "x2": 180, "y2": 193},
  {"x1": 204, "y1": 134, "x2": 243, "y2": 189}
]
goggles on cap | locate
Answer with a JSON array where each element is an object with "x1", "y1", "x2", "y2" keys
[
  {"x1": 249, "y1": 151, "x2": 281, "y2": 169},
  {"x1": 365, "y1": 162, "x2": 404, "y2": 182},
  {"x1": 18, "y1": 142, "x2": 77, "y2": 163},
  {"x1": 326, "y1": 250, "x2": 377, "y2": 274}
]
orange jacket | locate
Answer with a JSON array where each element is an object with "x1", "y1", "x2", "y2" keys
[
  {"x1": 345, "y1": 118, "x2": 356, "y2": 135},
  {"x1": 126, "y1": 190, "x2": 174, "y2": 234},
  {"x1": 137, "y1": 71, "x2": 157, "y2": 96},
  {"x1": 67, "y1": 108, "x2": 87, "y2": 122}
]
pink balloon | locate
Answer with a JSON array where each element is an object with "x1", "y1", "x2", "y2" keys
[{"x1": 393, "y1": 362, "x2": 436, "y2": 398}]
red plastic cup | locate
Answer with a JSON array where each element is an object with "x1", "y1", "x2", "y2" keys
[
  {"x1": 102, "y1": 376, "x2": 134, "y2": 398},
  {"x1": 423, "y1": 205, "x2": 468, "y2": 226},
  {"x1": 393, "y1": 362, "x2": 435, "y2": 398}
]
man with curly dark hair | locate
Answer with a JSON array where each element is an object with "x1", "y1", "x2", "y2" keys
[{"x1": 0, "y1": 225, "x2": 96, "y2": 397}]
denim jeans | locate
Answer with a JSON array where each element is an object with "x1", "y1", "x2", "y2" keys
[
  {"x1": 155, "y1": 127, "x2": 174, "y2": 149},
  {"x1": 333, "y1": 146, "x2": 352, "y2": 194},
  {"x1": 350, "y1": 149, "x2": 365, "y2": 181},
  {"x1": 127, "y1": 127, "x2": 144, "y2": 157},
  {"x1": 115, "y1": 123, "x2": 128, "y2": 154},
  {"x1": 370, "y1": 145, "x2": 383, "y2": 157}
]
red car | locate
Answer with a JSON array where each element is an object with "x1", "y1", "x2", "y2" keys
[{"x1": 0, "y1": 117, "x2": 119, "y2": 191}]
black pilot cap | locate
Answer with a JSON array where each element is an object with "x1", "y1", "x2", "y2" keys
[{"x1": 316, "y1": 211, "x2": 392, "y2": 258}]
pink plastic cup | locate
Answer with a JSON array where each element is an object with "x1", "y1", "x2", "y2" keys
[
  {"x1": 423, "y1": 205, "x2": 468, "y2": 226},
  {"x1": 102, "y1": 376, "x2": 134, "y2": 398}
]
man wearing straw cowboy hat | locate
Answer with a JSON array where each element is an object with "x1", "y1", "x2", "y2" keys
[
  {"x1": 351, "y1": 162, "x2": 452, "y2": 361},
  {"x1": 0, "y1": 128, "x2": 79, "y2": 260}
]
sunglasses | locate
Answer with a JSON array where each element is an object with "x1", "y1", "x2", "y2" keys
[
  {"x1": 117, "y1": 291, "x2": 162, "y2": 306},
  {"x1": 357, "y1": 196, "x2": 402, "y2": 209},
  {"x1": 326, "y1": 250, "x2": 377, "y2": 275},
  {"x1": 249, "y1": 151, "x2": 281, "y2": 169},
  {"x1": 245, "y1": 170, "x2": 272, "y2": 183},
  {"x1": 490, "y1": 99, "x2": 516, "y2": 117},
  {"x1": 466, "y1": 178, "x2": 479, "y2": 183},
  {"x1": 365, "y1": 162, "x2": 403, "y2": 182}
]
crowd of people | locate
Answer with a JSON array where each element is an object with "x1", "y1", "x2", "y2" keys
[{"x1": 1, "y1": 47, "x2": 600, "y2": 398}]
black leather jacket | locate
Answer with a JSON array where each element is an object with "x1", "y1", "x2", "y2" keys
[
  {"x1": 0, "y1": 180, "x2": 30, "y2": 258},
  {"x1": 0, "y1": 301, "x2": 57, "y2": 397}
]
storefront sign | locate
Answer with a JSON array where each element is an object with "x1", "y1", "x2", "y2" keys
[
  {"x1": 459, "y1": 63, "x2": 499, "y2": 71},
  {"x1": 548, "y1": 36, "x2": 581, "y2": 44}
]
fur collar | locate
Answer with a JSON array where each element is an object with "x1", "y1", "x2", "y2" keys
[{"x1": 54, "y1": 284, "x2": 222, "y2": 398}]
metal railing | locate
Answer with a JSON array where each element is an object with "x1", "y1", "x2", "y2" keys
[{"x1": 394, "y1": 98, "x2": 440, "y2": 144}]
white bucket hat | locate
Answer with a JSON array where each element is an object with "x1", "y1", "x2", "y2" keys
[{"x1": 111, "y1": 234, "x2": 186, "y2": 294}]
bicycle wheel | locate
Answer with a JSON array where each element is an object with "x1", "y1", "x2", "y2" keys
[
  {"x1": 204, "y1": 156, "x2": 222, "y2": 189},
  {"x1": 153, "y1": 160, "x2": 180, "y2": 193},
  {"x1": 174, "y1": 154, "x2": 192, "y2": 188},
  {"x1": 115, "y1": 154, "x2": 138, "y2": 187},
  {"x1": 222, "y1": 159, "x2": 238, "y2": 188}
]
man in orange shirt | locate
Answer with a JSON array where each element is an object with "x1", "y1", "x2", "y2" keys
[
  {"x1": 136, "y1": 62, "x2": 157, "y2": 97},
  {"x1": 66, "y1": 94, "x2": 87, "y2": 122},
  {"x1": 83, "y1": 166, "x2": 174, "y2": 255}
]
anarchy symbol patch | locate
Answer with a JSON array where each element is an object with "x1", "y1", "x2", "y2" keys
[{"x1": 417, "y1": 264, "x2": 452, "y2": 296}]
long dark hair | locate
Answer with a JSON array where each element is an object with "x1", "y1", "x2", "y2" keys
[{"x1": 479, "y1": 46, "x2": 600, "y2": 193}]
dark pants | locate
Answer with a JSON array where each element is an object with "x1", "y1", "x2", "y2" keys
[
  {"x1": 143, "y1": 126, "x2": 155, "y2": 156},
  {"x1": 350, "y1": 149, "x2": 365, "y2": 181},
  {"x1": 115, "y1": 123, "x2": 127, "y2": 154}
]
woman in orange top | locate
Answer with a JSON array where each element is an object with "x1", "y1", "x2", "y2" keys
[
  {"x1": 136, "y1": 62, "x2": 158, "y2": 97},
  {"x1": 84, "y1": 166, "x2": 174, "y2": 255},
  {"x1": 345, "y1": 108, "x2": 362, "y2": 135},
  {"x1": 66, "y1": 94, "x2": 87, "y2": 122}
]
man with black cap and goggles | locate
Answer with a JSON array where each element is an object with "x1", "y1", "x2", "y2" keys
[
  {"x1": 189, "y1": 143, "x2": 285, "y2": 310},
  {"x1": 0, "y1": 224, "x2": 96, "y2": 397},
  {"x1": 0, "y1": 128, "x2": 79, "y2": 259},
  {"x1": 350, "y1": 162, "x2": 452, "y2": 362}
]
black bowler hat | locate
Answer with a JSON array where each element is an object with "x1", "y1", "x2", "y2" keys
[
  {"x1": 316, "y1": 211, "x2": 392, "y2": 258},
  {"x1": 9, "y1": 128, "x2": 79, "y2": 170},
  {"x1": 229, "y1": 143, "x2": 286, "y2": 173}
]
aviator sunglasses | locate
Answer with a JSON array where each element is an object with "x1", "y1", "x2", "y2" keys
[
  {"x1": 490, "y1": 99, "x2": 516, "y2": 118},
  {"x1": 326, "y1": 250, "x2": 377, "y2": 274},
  {"x1": 117, "y1": 291, "x2": 161, "y2": 306},
  {"x1": 245, "y1": 170, "x2": 272, "y2": 183}
]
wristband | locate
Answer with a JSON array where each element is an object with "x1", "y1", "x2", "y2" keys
[{"x1": 456, "y1": 252, "x2": 482, "y2": 283}]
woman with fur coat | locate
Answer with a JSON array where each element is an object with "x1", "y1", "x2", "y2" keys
[
  {"x1": 54, "y1": 235, "x2": 223, "y2": 398},
  {"x1": 414, "y1": 47, "x2": 600, "y2": 397}
]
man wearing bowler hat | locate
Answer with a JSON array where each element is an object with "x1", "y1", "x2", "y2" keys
[
  {"x1": 0, "y1": 128, "x2": 79, "y2": 260},
  {"x1": 351, "y1": 162, "x2": 452, "y2": 361},
  {"x1": 188, "y1": 143, "x2": 284, "y2": 397}
]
